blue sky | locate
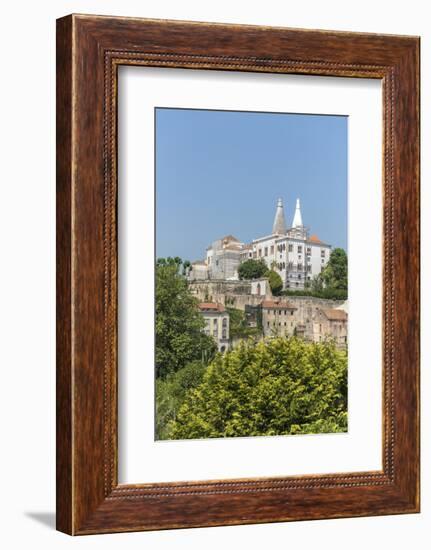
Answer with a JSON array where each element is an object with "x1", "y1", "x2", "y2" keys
[{"x1": 155, "y1": 108, "x2": 347, "y2": 261}]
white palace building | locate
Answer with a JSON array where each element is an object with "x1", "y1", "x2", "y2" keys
[{"x1": 188, "y1": 198, "x2": 332, "y2": 291}]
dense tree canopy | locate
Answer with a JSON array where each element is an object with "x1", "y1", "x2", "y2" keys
[
  {"x1": 312, "y1": 248, "x2": 348, "y2": 295},
  {"x1": 155, "y1": 361, "x2": 206, "y2": 439},
  {"x1": 155, "y1": 259, "x2": 216, "y2": 378},
  {"x1": 169, "y1": 337, "x2": 347, "y2": 439},
  {"x1": 266, "y1": 270, "x2": 283, "y2": 296},
  {"x1": 238, "y1": 258, "x2": 283, "y2": 296},
  {"x1": 238, "y1": 259, "x2": 268, "y2": 280}
]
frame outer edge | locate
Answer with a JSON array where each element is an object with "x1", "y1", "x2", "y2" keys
[
  {"x1": 57, "y1": 14, "x2": 421, "y2": 535},
  {"x1": 56, "y1": 14, "x2": 74, "y2": 535}
]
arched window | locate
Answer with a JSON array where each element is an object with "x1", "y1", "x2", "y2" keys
[
  {"x1": 222, "y1": 318, "x2": 227, "y2": 327},
  {"x1": 256, "y1": 282, "x2": 261, "y2": 296}
]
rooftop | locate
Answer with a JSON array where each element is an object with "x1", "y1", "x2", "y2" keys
[
  {"x1": 261, "y1": 299, "x2": 297, "y2": 310},
  {"x1": 322, "y1": 308, "x2": 348, "y2": 321},
  {"x1": 307, "y1": 234, "x2": 329, "y2": 246},
  {"x1": 198, "y1": 302, "x2": 226, "y2": 313}
]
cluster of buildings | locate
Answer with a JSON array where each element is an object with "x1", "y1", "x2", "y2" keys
[
  {"x1": 189, "y1": 198, "x2": 347, "y2": 353},
  {"x1": 198, "y1": 296, "x2": 347, "y2": 353},
  {"x1": 189, "y1": 198, "x2": 331, "y2": 291}
]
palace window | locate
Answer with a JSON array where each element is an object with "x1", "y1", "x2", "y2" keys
[
  {"x1": 264, "y1": 247, "x2": 268, "y2": 256},
  {"x1": 307, "y1": 265, "x2": 312, "y2": 272},
  {"x1": 298, "y1": 263, "x2": 303, "y2": 271},
  {"x1": 222, "y1": 318, "x2": 227, "y2": 327},
  {"x1": 298, "y1": 245, "x2": 302, "y2": 253},
  {"x1": 321, "y1": 249, "x2": 326, "y2": 257},
  {"x1": 258, "y1": 249, "x2": 262, "y2": 257},
  {"x1": 306, "y1": 247, "x2": 311, "y2": 255},
  {"x1": 222, "y1": 329, "x2": 227, "y2": 339},
  {"x1": 270, "y1": 245, "x2": 274, "y2": 254},
  {"x1": 288, "y1": 244, "x2": 293, "y2": 252}
]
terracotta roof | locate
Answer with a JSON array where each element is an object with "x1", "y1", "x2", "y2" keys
[
  {"x1": 308, "y1": 234, "x2": 322, "y2": 243},
  {"x1": 198, "y1": 302, "x2": 226, "y2": 312},
  {"x1": 322, "y1": 309, "x2": 348, "y2": 321},
  {"x1": 261, "y1": 299, "x2": 297, "y2": 310}
]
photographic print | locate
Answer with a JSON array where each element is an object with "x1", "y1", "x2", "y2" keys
[{"x1": 155, "y1": 107, "x2": 348, "y2": 441}]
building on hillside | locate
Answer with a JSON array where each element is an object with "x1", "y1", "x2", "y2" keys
[
  {"x1": 258, "y1": 298, "x2": 348, "y2": 348},
  {"x1": 261, "y1": 299, "x2": 299, "y2": 338},
  {"x1": 205, "y1": 234, "x2": 244, "y2": 280},
  {"x1": 198, "y1": 302, "x2": 230, "y2": 353},
  {"x1": 189, "y1": 260, "x2": 209, "y2": 280},
  {"x1": 312, "y1": 308, "x2": 348, "y2": 348},
  {"x1": 188, "y1": 198, "x2": 332, "y2": 290},
  {"x1": 250, "y1": 198, "x2": 331, "y2": 290}
]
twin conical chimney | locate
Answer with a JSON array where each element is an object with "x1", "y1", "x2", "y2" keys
[{"x1": 272, "y1": 197, "x2": 304, "y2": 234}]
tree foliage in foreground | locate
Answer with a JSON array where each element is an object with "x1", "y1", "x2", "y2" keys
[
  {"x1": 156, "y1": 259, "x2": 216, "y2": 378},
  {"x1": 155, "y1": 361, "x2": 206, "y2": 440},
  {"x1": 169, "y1": 337, "x2": 347, "y2": 439}
]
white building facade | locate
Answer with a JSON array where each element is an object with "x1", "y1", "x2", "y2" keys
[
  {"x1": 249, "y1": 198, "x2": 331, "y2": 290},
  {"x1": 189, "y1": 198, "x2": 331, "y2": 290}
]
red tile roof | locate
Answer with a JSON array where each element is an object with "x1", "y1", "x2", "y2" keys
[
  {"x1": 322, "y1": 308, "x2": 348, "y2": 321},
  {"x1": 261, "y1": 300, "x2": 297, "y2": 310},
  {"x1": 198, "y1": 302, "x2": 226, "y2": 312},
  {"x1": 309, "y1": 234, "x2": 322, "y2": 243}
]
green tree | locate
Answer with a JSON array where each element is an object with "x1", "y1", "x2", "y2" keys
[
  {"x1": 227, "y1": 307, "x2": 261, "y2": 339},
  {"x1": 238, "y1": 259, "x2": 268, "y2": 280},
  {"x1": 320, "y1": 248, "x2": 348, "y2": 291},
  {"x1": 266, "y1": 269, "x2": 283, "y2": 296},
  {"x1": 156, "y1": 260, "x2": 216, "y2": 378},
  {"x1": 182, "y1": 259, "x2": 191, "y2": 276},
  {"x1": 170, "y1": 337, "x2": 347, "y2": 439},
  {"x1": 155, "y1": 361, "x2": 206, "y2": 439}
]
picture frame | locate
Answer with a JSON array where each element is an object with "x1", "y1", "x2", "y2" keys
[{"x1": 56, "y1": 14, "x2": 420, "y2": 535}]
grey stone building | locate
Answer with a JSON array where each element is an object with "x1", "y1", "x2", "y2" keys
[{"x1": 198, "y1": 302, "x2": 230, "y2": 353}]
